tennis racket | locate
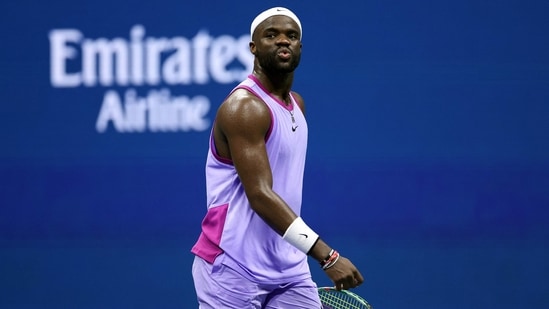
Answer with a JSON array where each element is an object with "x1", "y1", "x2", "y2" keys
[{"x1": 318, "y1": 287, "x2": 373, "y2": 309}]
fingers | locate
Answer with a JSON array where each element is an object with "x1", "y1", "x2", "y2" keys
[
  {"x1": 329, "y1": 257, "x2": 364, "y2": 290},
  {"x1": 333, "y1": 272, "x2": 363, "y2": 290},
  {"x1": 334, "y1": 277, "x2": 360, "y2": 290},
  {"x1": 354, "y1": 269, "x2": 365, "y2": 285}
]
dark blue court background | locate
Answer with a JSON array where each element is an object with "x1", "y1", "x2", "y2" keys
[{"x1": 1, "y1": 0, "x2": 548, "y2": 308}]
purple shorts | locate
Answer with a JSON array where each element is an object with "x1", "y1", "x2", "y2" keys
[{"x1": 192, "y1": 255, "x2": 322, "y2": 308}]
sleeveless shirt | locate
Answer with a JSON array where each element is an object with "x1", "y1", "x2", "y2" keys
[{"x1": 191, "y1": 75, "x2": 310, "y2": 283}]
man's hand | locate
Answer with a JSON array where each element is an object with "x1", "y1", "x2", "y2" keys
[{"x1": 324, "y1": 255, "x2": 364, "y2": 290}]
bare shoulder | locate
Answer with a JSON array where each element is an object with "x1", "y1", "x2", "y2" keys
[
  {"x1": 216, "y1": 88, "x2": 271, "y2": 135},
  {"x1": 291, "y1": 91, "x2": 306, "y2": 114}
]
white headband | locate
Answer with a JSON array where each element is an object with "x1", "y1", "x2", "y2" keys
[{"x1": 250, "y1": 7, "x2": 302, "y2": 40}]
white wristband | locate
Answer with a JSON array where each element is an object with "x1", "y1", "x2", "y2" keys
[{"x1": 282, "y1": 217, "x2": 319, "y2": 254}]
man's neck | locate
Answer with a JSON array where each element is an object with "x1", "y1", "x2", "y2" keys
[{"x1": 252, "y1": 70, "x2": 294, "y2": 101}]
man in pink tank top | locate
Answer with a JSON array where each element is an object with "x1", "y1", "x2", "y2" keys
[{"x1": 191, "y1": 7, "x2": 364, "y2": 308}]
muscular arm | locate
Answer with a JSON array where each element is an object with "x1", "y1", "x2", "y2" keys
[
  {"x1": 214, "y1": 90, "x2": 331, "y2": 260},
  {"x1": 214, "y1": 89, "x2": 297, "y2": 236}
]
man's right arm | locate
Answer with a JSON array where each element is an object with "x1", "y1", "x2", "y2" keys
[{"x1": 214, "y1": 92, "x2": 299, "y2": 237}]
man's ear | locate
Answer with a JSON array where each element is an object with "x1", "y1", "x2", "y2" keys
[{"x1": 249, "y1": 42, "x2": 256, "y2": 55}]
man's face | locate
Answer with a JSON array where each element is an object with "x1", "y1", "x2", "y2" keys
[{"x1": 251, "y1": 16, "x2": 302, "y2": 74}]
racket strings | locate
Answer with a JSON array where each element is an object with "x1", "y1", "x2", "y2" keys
[
  {"x1": 320, "y1": 292, "x2": 362, "y2": 308},
  {"x1": 318, "y1": 290, "x2": 371, "y2": 309}
]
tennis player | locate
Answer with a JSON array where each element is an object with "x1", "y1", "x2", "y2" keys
[{"x1": 191, "y1": 7, "x2": 364, "y2": 308}]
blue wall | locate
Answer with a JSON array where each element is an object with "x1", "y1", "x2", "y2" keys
[{"x1": 1, "y1": 0, "x2": 548, "y2": 308}]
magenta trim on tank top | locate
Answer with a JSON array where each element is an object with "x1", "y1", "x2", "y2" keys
[
  {"x1": 191, "y1": 203, "x2": 229, "y2": 263},
  {"x1": 237, "y1": 85, "x2": 274, "y2": 142},
  {"x1": 247, "y1": 74, "x2": 295, "y2": 113},
  {"x1": 209, "y1": 127, "x2": 233, "y2": 165},
  {"x1": 209, "y1": 83, "x2": 275, "y2": 165}
]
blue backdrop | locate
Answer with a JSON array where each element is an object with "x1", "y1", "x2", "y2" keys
[{"x1": 1, "y1": 0, "x2": 548, "y2": 308}]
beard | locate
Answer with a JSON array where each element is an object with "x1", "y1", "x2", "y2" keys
[{"x1": 257, "y1": 49, "x2": 301, "y2": 74}]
